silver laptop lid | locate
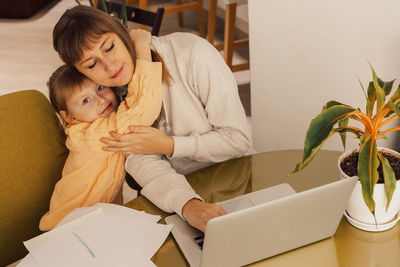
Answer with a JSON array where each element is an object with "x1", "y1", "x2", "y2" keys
[
  {"x1": 165, "y1": 183, "x2": 297, "y2": 267},
  {"x1": 200, "y1": 177, "x2": 357, "y2": 267}
]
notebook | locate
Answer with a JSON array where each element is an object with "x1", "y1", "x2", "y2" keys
[{"x1": 165, "y1": 177, "x2": 357, "y2": 267}]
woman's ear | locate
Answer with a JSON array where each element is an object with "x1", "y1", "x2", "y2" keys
[{"x1": 59, "y1": 110, "x2": 74, "y2": 124}]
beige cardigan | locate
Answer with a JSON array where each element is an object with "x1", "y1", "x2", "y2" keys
[{"x1": 125, "y1": 33, "x2": 252, "y2": 218}]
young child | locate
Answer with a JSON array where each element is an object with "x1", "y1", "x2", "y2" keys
[{"x1": 39, "y1": 30, "x2": 162, "y2": 231}]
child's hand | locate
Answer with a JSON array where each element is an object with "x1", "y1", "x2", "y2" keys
[
  {"x1": 129, "y1": 29, "x2": 151, "y2": 45},
  {"x1": 129, "y1": 29, "x2": 152, "y2": 61}
]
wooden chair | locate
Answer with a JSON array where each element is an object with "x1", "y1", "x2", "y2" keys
[
  {"x1": 128, "y1": 0, "x2": 205, "y2": 37},
  {"x1": 207, "y1": 0, "x2": 249, "y2": 72},
  {"x1": 101, "y1": 1, "x2": 165, "y2": 36}
]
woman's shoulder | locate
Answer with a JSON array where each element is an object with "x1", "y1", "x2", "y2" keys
[
  {"x1": 152, "y1": 32, "x2": 212, "y2": 53},
  {"x1": 154, "y1": 32, "x2": 202, "y2": 42}
]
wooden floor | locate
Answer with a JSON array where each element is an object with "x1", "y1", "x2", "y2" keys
[{"x1": 0, "y1": 0, "x2": 250, "y2": 114}]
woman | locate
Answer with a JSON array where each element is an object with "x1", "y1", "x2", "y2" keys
[{"x1": 52, "y1": 5, "x2": 252, "y2": 232}]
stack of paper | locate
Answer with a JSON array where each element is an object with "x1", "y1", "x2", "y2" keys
[{"x1": 18, "y1": 203, "x2": 172, "y2": 267}]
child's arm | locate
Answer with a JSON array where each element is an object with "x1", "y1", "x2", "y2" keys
[
  {"x1": 130, "y1": 29, "x2": 152, "y2": 62},
  {"x1": 116, "y1": 60, "x2": 162, "y2": 132}
]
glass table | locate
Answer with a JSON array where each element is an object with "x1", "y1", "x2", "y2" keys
[{"x1": 124, "y1": 150, "x2": 400, "y2": 267}]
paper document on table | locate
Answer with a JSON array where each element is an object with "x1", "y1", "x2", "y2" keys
[
  {"x1": 16, "y1": 254, "x2": 40, "y2": 267},
  {"x1": 58, "y1": 203, "x2": 161, "y2": 225},
  {"x1": 22, "y1": 204, "x2": 171, "y2": 267}
]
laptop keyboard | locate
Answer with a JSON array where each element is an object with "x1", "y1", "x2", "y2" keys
[{"x1": 194, "y1": 234, "x2": 205, "y2": 250}]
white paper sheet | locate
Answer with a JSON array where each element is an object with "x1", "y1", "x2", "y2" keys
[
  {"x1": 16, "y1": 254, "x2": 40, "y2": 267},
  {"x1": 22, "y1": 204, "x2": 171, "y2": 267},
  {"x1": 58, "y1": 203, "x2": 161, "y2": 225}
]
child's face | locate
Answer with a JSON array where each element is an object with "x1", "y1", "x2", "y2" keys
[
  {"x1": 61, "y1": 80, "x2": 118, "y2": 123},
  {"x1": 74, "y1": 32, "x2": 134, "y2": 88}
]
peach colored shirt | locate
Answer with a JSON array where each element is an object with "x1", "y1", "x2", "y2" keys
[{"x1": 39, "y1": 60, "x2": 162, "y2": 230}]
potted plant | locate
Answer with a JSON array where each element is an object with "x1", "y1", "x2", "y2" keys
[{"x1": 293, "y1": 65, "x2": 400, "y2": 231}]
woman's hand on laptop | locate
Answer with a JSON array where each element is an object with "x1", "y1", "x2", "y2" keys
[{"x1": 182, "y1": 199, "x2": 227, "y2": 232}]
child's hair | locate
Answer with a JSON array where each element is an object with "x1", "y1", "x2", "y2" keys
[
  {"x1": 48, "y1": 64, "x2": 87, "y2": 114},
  {"x1": 53, "y1": 5, "x2": 170, "y2": 84}
]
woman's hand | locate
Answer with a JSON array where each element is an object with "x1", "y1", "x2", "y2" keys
[
  {"x1": 100, "y1": 126, "x2": 174, "y2": 156},
  {"x1": 182, "y1": 199, "x2": 227, "y2": 233}
]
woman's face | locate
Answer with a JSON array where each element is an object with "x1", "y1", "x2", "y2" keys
[{"x1": 74, "y1": 32, "x2": 134, "y2": 87}]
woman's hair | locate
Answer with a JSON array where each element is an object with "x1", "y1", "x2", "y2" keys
[
  {"x1": 48, "y1": 64, "x2": 87, "y2": 114},
  {"x1": 53, "y1": 5, "x2": 169, "y2": 83}
]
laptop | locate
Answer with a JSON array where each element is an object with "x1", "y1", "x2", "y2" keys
[{"x1": 165, "y1": 177, "x2": 357, "y2": 267}]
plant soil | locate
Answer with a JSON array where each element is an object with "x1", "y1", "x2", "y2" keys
[{"x1": 340, "y1": 152, "x2": 400, "y2": 183}]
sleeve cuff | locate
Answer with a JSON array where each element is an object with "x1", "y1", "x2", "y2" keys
[
  {"x1": 173, "y1": 193, "x2": 204, "y2": 219},
  {"x1": 171, "y1": 135, "x2": 197, "y2": 159}
]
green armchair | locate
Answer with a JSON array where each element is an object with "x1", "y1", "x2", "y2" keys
[{"x1": 0, "y1": 90, "x2": 68, "y2": 266}]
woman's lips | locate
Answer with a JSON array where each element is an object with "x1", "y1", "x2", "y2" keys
[{"x1": 112, "y1": 65, "x2": 124, "y2": 79}]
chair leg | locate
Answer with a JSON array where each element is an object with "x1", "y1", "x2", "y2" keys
[
  {"x1": 207, "y1": 0, "x2": 217, "y2": 44},
  {"x1": 138, "y1": 0, "x2": 148, "y2": 30},
  {"x1": 176, "y1": 0, "x2": 184, "y2": 27},
  {"x1": 224, "y1": 3, "x2": 236, "y2": 69},
  {"x1": 138, "y1": 0, "x2": 147, "y2": 10},
  {"x1": 197, "y1": 0, "x2": 205, "y2": 38}
]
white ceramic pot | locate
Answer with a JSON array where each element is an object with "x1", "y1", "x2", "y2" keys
[{"x1": 338, "y1": 147, "x2": 400, "y2": 226}]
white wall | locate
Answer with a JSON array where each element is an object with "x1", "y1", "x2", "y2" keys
[{"x1": 249, "y1": 0, "x2": 400, "y2": 153}]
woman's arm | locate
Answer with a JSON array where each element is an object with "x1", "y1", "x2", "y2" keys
[
  {"x1": 125, "y1": 153, "x2": 226, "y2": 232},
  {"x1": 169, "y1": 37, "x2": 252, "y2": 162}
]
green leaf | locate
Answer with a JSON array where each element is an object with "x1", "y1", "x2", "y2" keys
[
  {"x1": 370, "y1": 65, "x2": 386, "y2": 112},
  {"x1": 121, "y1": 0, "x2": 128, "y2": 26},
  {"x1": 365, "y1": 74, "x2": 394, "y2": 115},
  {"x1": 389, "y1": 100, "x2": 400, "y2": 119},
  {"x1": 336, "y1": 127, "x2": 362, "y2": 139},
  {"x1": 380, "y1": 134, "x2": 389, "y2": 141},
  {"x1": 366, "y1": 82, "x2": 375, "y2": 117},
  {"x1": 323, "y1": 101, "x2": 347, "y2": 110},
  {"x1": 387, "y1": 84, "x2": 400, "y2": 118},
  {"x1": 377, "y1": 152, "x2": 397, "y2": 210},
  {"x1": 293, "y1": 141, "x2": 325, "y2": 172},
  {"x1": 338, "y1": 117, "x2": 348, "y2": 149},
  {"x1": 294, "y1": 105, "x2": 356, "y2": 172},
  {"x1": 380, "y1": 78, "x2": 395, "y2": 96},
  {"x1": 358, "y1": 136, "x2": 379, "y2": 213},
  {"x1": 98, "y1": 0, "x2": 108, "y2": 13},
  {"x1": 384, "y1": 110, "x2": 395, "y2": 118}
]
